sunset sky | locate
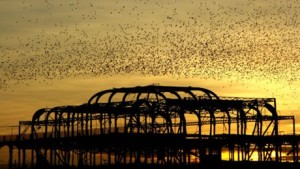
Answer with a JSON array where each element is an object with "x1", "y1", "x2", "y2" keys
[{"x1": 0, "y1": 0, "x2": 300, "y2": 136}]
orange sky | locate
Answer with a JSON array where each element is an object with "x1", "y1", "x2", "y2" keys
[{"x1": 1, "y1": 0, "x2": 300, "y2": 135}]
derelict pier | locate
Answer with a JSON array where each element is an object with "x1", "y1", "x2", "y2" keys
[{"x1": 1, "y1": 85, "x2": 299, "y2": 169}]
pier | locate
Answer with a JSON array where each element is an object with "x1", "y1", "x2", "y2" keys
[{"x1": 1, "y1": 85, "x2": 300, "y2": 169}]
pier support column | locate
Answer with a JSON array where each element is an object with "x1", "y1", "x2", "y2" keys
[{"x1": 8, "y1": 145, "x2": 13, "y2": 169}]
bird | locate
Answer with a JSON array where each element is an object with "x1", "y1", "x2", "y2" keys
[{"x1": 0, "y1": 0, "x2": 299, "y2": 113}]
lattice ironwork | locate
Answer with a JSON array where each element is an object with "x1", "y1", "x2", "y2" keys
[{"x1": 1, "y1": 85, "x2": 299, "y2": 169}]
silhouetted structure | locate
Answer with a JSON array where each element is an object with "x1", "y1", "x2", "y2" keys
[{"x1": 1, "y1": 85, "x2": 300, "y2": 169}]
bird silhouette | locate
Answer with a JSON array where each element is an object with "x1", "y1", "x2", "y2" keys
[{"x1": 0, "y1": 0, "x2": 299, "y2": 109}]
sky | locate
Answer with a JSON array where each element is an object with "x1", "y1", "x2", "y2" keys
[{"x1": 0, "y1": 0, "x2": 300, "y2": 136}]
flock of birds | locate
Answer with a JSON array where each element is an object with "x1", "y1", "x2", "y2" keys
[{"x1": 0, "y1": 0, "x2": 299, "y2": 102}]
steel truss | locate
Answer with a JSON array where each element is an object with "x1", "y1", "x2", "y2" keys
[{"x1": 9, "y1": 85, "x2": 298, "y2": 168}]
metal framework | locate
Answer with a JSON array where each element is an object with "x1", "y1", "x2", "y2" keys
[{"x1": 1, "y1": 85, "x2": 299, "y2": 169}]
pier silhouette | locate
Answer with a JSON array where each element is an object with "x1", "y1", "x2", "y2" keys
[{"x1": 1, "y1": 85, "x2": 300, "y2": 169}]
